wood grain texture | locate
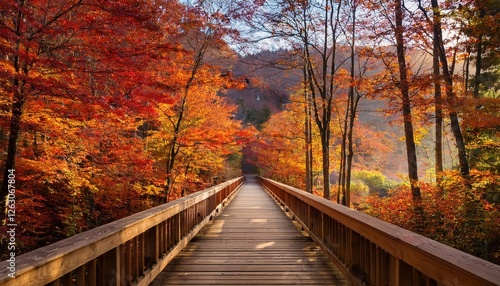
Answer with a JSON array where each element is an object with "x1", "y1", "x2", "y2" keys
[{"x1": 152, "y1": 176, "x2": 349, "y2": 286}]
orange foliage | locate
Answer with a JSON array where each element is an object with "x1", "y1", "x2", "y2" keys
[{"x1": 359, "y1": 170, "x2": 500, "y2": 264}]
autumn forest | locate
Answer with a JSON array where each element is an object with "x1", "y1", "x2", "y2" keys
[{"x1": 1, "y1": 0, "x2": 499, "y2": 265}]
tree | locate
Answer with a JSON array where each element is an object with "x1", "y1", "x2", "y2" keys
[
  {"x1": 459, "y1": 0, "x2": 500, "y2": 99},
  {"x1": 394, "y1": 0, "x2": 422, "y2": 201},
  {"x1": 149, "y1": 72, "x2": 248, "y2": 200},
  {"x1": 302, "y1": 0, "x2": 345, "y2": 200},
  {"x1": 0, "y1": 0, "x2": 173, "y2": 252},
  {"x1": 365, "y1": 0, "x2": 422, "y2": 201},
  {"x1": 243, "y1": 0, "x2": 339, "y2": 199},
  {"x1": 456, "y1": 0, "x2": 500, "y2": 174},
  {"x1": 0, "y1": 0, "x2": 85, "y2": 222},
  {"x1": 155, "y1": 0, "x2": 249, "y2": 202},
  {"x1": 337, "y1": 0, "x2": 373, "y2": 206},
  {"x1": 303, "y1": 60, "x2": 314, "y2": 193},
  {"x1": 252, "y1": 96, "x2": 322, "y2": 189},
  {"x1": 429, "y1": 0, "x2": 470, "y2": 176}
]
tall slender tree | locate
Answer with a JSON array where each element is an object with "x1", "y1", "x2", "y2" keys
[
  {"x1": 394, "y1": 0, "x2": 422, "y2": 201},
  {"x1": 302, "y1": 0, "x2": 345, "y2": 199},
  {"x1": 303, "y1": 51, "x2": 314, "y2": 193},
  {"x1": 430, "y1": 0, "x2": 470, "y2": 176},
  {"x1": 338, "y1": 0, "x2": 368, "y2": 207}
]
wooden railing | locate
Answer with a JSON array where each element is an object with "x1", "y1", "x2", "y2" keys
[
  {"x1": 0, "y1": 177, "x2": 244, "y2": 286},
  {"x1": 258, "y1": 176, "x2": 500, "y2": 286}
]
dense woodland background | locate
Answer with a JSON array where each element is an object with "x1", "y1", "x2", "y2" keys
[{"x1": 1, "y1": 0, "x2": 499, "y2": 264}]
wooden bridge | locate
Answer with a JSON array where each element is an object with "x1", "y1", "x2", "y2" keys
[{"x1": 1, "y1": 175, "x2": 499, "y2": 286}]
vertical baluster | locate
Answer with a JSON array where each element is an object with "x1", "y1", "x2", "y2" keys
[
  {"x1": 365, "y1": 238, "x2": 371, "y2": 279},
  {"x1": 338, "y1": 223, "x2": 342, "y2": 259},
  {"x1": 375, "y1": 246, "x2": 381, "y2": 285},
  {"x1": 399, "y1": 260, "x2": 414, "y2": 285},
  {"x1": 172, "y1": 216, "x2": 177, "y2": 248},
  {"x1": 60, "y1": 272, "x2": 72, "y2": 286},
  {"x1": 124, "y1": 241, "x2": 132, "y2": 285},
  {"x1": 336, "y1": 220, "x2": 342, "y2": 257},
  {"x1": 389, "y1": 256, "x2": 399, "y2": 286},
  {"x1": 76, "y1": 264, "x2": 85, "y2": 286},
  {"x1": 190, "y1": 206, "x2": 194, "y2": 230},
  {"x1": 158, "y1": 221, "x2": 166, "y2": 255},
  {"x1": 323, "y1": 216, "x2": 330, "y2": 251},
  {"x1": 87, "y1": 260, "x2": 97, "y2": 286},
  {"x1": 346, "y1": 228, "x2": 352, "y2": 268},
  {"x1": 167, "y1": 217, "x2": 172, "y2": 250},
  {"x1": 131, "y1": 236, "x2": 138, "y2": 282},
  {"x1": 138, "y1": 233, "x2": 145, "y2": 276},
  {"x1": 370, "y1": 242, "x2": 376, "y2": 285},
  {"x1": 329, "y1": 218, "x2": 334, "y2": 253},
  {"x1": 185, "y1": 207, "x2": 189, "y2": 232},
  {"x1": 176, "y1": 213, "x2": 181, "y2": 245},
  {"x1": 381, "y1": 249, "x2": 389, "y2": 285},
  {"x1": 350, "y1": 231, "x2": 361, "y2": 278},
  {"x1": 319, "y1": 211, "x2": 324, "y2": 241}
]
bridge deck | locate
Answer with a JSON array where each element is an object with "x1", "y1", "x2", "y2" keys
[{"x1": 151, "y1": 176, "x2": 348, "y2": 285}]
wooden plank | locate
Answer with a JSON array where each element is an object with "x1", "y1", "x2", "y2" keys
[{"x1": 151, "y1": 176, "x2": 349, "y2": 286}]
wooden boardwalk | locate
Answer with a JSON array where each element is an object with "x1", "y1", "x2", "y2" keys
[{"x1": 151, "y1": 176, "x2": 349, "y2": 285}]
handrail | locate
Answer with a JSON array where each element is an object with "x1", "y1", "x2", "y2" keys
[
  {"x1": 0, "y1": 176, "x2": 244, "y2": 286},
  {"x1": 258, "y1": 176, "x2": 500, "y2": 286}
]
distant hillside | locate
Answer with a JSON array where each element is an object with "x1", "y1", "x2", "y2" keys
[{"x1": 218, "y1": 48, "x2": 454, "y2": 181}]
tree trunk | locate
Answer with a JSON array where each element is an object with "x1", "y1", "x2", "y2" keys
[
  {"x1": 163, "y1": 92, "x2": 186, "y2": 203},
  {"x1": 394, "y1": 0, "x2": 421, "y2": 201},
  {"x1": 433, "y1": 15, "x2": 443, "y2": 177},
  {"x1": 1, "y1": 96, "x2": 24, "y2": 222},
  {"x1": 431, "y1": 0, "x2": 470, "y2": 176},
  {"x1": 1, "y1": 7, "x2": 25, "y2": 221},
  {"x1": 473, "y1": 13, "x2": 484, "y2": 99},
  {"x1": 297, "y1": 0, "x2": 341, "y2": 200},
  {"x1": 339, "y1": 92, "x2": 349, "y2": 204},
  {"x1": 303, "y1": 59, "x2": 313, "y2": 193},
  {"x1": 163, "y1": 31, "x2": 212, "y2": 203},
  {"x1": 341, "y1": 0, "x2": 358, "y2": 208},
  {"x1": 321, "y1": 131, "x2": 331, "y2": 199}
]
